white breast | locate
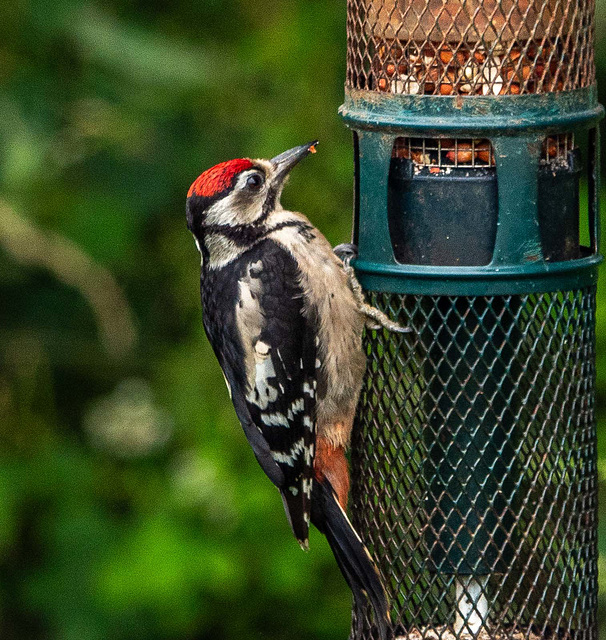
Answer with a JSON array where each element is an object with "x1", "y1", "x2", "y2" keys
[{"x1": 267, "y1": 212, "x2": 367, "y2": 445}]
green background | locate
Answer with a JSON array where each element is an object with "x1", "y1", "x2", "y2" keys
[{"x1": 0, "y1": 1, "x2": 604, "y2": 638}]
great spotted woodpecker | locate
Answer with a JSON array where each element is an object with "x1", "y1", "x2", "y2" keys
[{"x1": 186, "y1": 142, "x2": 406, "y2": 639}]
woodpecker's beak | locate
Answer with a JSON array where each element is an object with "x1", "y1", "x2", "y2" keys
[{"x1": 270, "y1": 141, "x2": 318, "y2": 185}]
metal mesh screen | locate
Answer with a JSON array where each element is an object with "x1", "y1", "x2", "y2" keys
[
  {"x1": 350, "y1": 288, "x2": 597, "y2": 639},
  {"x1": 391, "y1": 133, "x2": 573, "y2": 168},
  {"x1": 346, "y1": 0, "x2": 595, "y2": 94}
]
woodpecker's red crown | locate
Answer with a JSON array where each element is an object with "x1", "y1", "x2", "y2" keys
[{"x1": 187, "y1": 158, "x2": 254, "y2": 199}]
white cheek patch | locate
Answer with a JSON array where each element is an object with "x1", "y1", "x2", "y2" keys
[
  {"x1": 205, "y1": 183, "x2": 265, "y2": 227},
  {"x1": 204, "y1": 197, "x2": 234, "y2": 227}
]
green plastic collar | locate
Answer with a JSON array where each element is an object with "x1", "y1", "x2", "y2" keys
[
  {"x1": 340, "y1": 86, "x2": 604, "y2": 135},
  {"x1": 353, "y1": 253, "x2": 602, "y2": 296}
]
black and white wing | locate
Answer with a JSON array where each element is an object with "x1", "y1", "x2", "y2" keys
[{"x1": 201, "y1": 239, "x2": 318, "y2": 548}]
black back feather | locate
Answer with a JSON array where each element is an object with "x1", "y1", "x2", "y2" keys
[{"x1": 201, "y1": 239, "x2": 317, "y2": 546}]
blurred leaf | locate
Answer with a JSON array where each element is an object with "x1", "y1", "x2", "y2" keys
[{"x1": 69, "y1": 5, "x2": 231, "y2": 91}]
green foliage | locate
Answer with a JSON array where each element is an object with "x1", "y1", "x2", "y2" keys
[{"x1": 0, "y1": 1, "x2": 605, "y2": 639}]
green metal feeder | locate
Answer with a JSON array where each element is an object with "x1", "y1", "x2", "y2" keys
[{"x1": 340, "y1": 0, "x2": 603, "y2": 638}]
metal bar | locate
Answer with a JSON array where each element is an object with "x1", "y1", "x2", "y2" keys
[
  {"x1": 356, "y1": 130, "x2": 398, "y2": 267},
  {"x1": 491, "y1": 135, "x2": 544, "y2": 265},
  {"x1": 588, "y1": 127, "x2": 601, "y2": 254}
]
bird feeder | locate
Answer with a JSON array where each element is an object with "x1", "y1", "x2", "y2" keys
[{"x1": 340, "y1": 0, "x2": 602, "y2": 638}]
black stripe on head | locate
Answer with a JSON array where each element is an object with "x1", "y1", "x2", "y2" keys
[
  {"x1": 204, "y1": 220, "x2": 315, "y2": 248},
  {"x1": 258, "y1": 185, "x2": 279, "y2": 224},
  {"x1": 186, "y1": 194, "x2": 214, "y2": 233}
]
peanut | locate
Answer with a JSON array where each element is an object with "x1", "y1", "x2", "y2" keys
[
  {"x1": 456, "y1": 50, "x2": 469, "y2": 65},
  {"x1": 427, "y1": 66, "x2": 440, "y2": 82},
  {"x1": 374, "y1": 37, "x2": 564, "y2": 97},
  {"x1": 410, "y1": 151, "x2": 428, "y2": 164},
  {"x1": 477, "y1": 149, "x2": 494, "y2": 163},
  {"x1": 393, "y1": 145, "x2": 410, "y2": 159},
  {"x1": 439, "y1": 48, "x2": 454, "y2": 64},
  {"x1": 446, "y1": 143, "x2": 473, "y2": 163},
  {"x1": 546, "y1": 140, "x2": 558, "y2": 157}
]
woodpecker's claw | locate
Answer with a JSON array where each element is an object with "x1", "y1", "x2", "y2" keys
[
  {"x1": 392, "y1": 325, "x2": 413, "y2": 334},
  {"x1": 363, "y1": 309, "x2": 413, "y2": 334}
]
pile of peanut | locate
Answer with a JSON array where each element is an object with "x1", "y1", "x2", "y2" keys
[
  {"x1": 392, "y1": 139, "x2": 494, "y2": 166},
  {"x1": 376, "y1": 41, "x2": 565, "y2": 95},
  {"x1": 392, "y1": 135, "x2": 570, "y2": 167}
]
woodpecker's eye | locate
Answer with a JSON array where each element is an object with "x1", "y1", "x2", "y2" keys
[{"x1": 246, "y1": 173, "x2": 264, "y2": 190}]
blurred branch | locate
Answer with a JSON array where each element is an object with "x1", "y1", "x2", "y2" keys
[
  {"x1": 0, "y1": 199, "x2": 137, "y2": 360},
  {"x1": 69, "y1": 4, "x2": 232, "y2": 90}
]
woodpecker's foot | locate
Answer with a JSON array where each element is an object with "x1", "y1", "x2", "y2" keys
[
  {"x1": 360, "y1": 303, "x2": 412, "y2": 334},
  {"x1": 353, "y1": 277, "x2": 411, "y2": 333},
  {"x1": 335, "y1": 243, "x2": 411, "y2": 334},
  {"x1": 333, "y1": 242, "x2": 358, "y2": 267},
  {"x1": 339, "y1": 263, "x2": 412, "y2": 336}
]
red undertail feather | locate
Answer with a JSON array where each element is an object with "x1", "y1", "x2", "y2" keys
[{"x1": 314, "y1": 436, "x2": 350, "y2": 510}]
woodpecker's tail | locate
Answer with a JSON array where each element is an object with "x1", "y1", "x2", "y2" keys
[{"x1": 311, "y1": 478, "x2": 391, "y2": 640}]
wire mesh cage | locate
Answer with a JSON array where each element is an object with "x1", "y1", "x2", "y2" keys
[
  {"x1": 351, "y1": 290, "x2": 597, "y2": 639},
  {"x1": 341, "y1": 0, "x2": 602, "y2": 638},
  {"x1": 346, "y1": 0, "x2": 595, "y2": 94},
  {"x1": 391, "y1": 134, "x2": 573, "y2": 168}
]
